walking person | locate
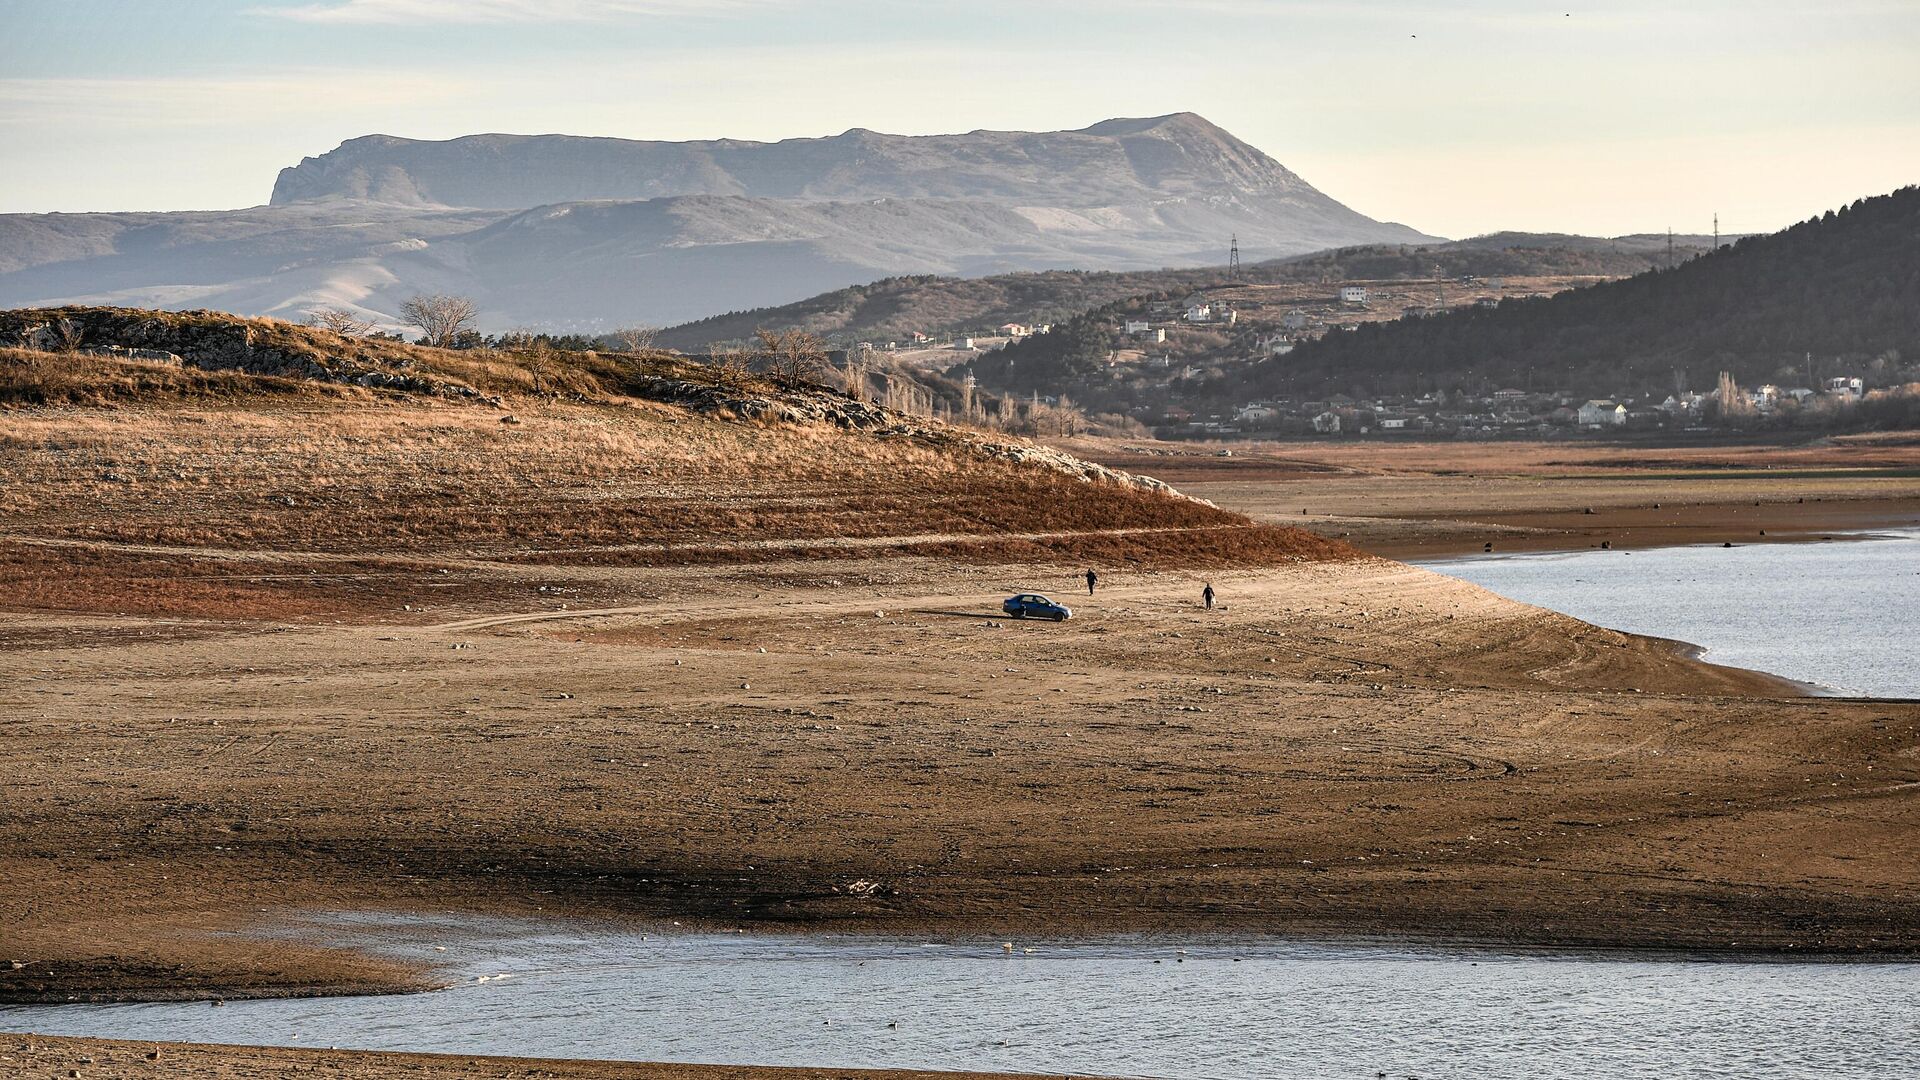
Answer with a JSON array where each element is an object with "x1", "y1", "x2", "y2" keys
[
  {"x1": 1202, "y1": 582, "x2": 1215, "y2": 610},
  {"x1": 1085, "y1": 569, "x2": 1098, "y2": 596}
]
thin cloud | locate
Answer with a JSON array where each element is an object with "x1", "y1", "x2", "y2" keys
[
  {"x1": 0, "y1": 72, "x2": 473, "y2": 127},
  {"x1": 256, "y1": 0, "x2": 767, "y2": 22}
]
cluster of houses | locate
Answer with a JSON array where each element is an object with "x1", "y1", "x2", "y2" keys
[
  {"x1": 856, "y1": 321, "x2": 1055, "y2": 354},
  {"x1": 1161, "y1": 375, "x2": 1874, "y2": 439}
]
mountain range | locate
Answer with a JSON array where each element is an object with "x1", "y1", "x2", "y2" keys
[{"x1": 0, "y1": 114, "x2": 1433, "y2": 332}]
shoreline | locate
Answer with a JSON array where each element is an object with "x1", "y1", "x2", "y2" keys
[
  {"x1": 7, "y1": 558, "x2": 1916, "y2": 1012},
  {"x1": 1363, "y1": 501, "x2": 1920, "y2": 560},
  {"x1": 0, "y1": 1034, "x2": 1076, "y2": 1080},
  {"x1": 1409, "y1": 530, "x2": 1917, "y2": 702},
  {"x1": 1267, "y1": 495, "x2": 1920, "y2": 561}
]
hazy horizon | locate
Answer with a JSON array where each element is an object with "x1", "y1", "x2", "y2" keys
[{"x1": 4, "y1": 0, "x2": 1918, "y2": 239}]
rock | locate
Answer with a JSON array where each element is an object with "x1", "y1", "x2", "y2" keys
[{"x1": 500, "y1": 414, "x2": 521, "y2": 424}]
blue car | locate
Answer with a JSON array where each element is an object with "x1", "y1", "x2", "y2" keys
[{"x1": 1003, "y1": 593, "x2": 1072, "y2": 621}]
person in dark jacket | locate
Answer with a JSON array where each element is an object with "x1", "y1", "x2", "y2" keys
[
  {"x1": 1202, "y1": 582, "x2": 1215, "y2": 609},
  {"x1": 1085, "y1": 569, "x2": 1098, "y2": 595}
]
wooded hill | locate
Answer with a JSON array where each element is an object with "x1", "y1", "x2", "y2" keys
[
  {"x1": 1239, "y1": 187, "x2": 1920, "y2": 399},
  {"x1": 656, "y1": 234, "x2": 1712, "y2": 351}
]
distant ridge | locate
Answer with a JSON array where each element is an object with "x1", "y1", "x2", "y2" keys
[
  {"x1": 272, "y1": 112, "x2": 1381, "y2": 214},
  {"x1": 655, "y1": 232, "x2": 1711, "y2": 351},
  {"x1": 4, "y1": 114, "x2": 1434, "y2": 330}
]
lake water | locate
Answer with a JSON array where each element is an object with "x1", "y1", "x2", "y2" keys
[
  {"x1": 7, "y1": 918, "x2": 1919, "y2": 1080},
  {"x1": 1419, "y1": 530, "x2": 1920, "y2": 699}
]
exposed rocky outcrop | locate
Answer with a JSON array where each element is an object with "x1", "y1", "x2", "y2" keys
[{"x1": 2, "y1": 307, "x2": 499, "y2": 405}]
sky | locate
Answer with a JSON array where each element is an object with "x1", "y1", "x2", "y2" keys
[{"x1": 2, "y1": 0, "x2": 1917, "y2": 238}]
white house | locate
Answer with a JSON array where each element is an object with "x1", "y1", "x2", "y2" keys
[
  {"x1": 1124, "y1": 320, "x2": 1152, "y2": 334},
  {"x1": 1577, "y1": 400, "x2": 1627, "y2": 427},
  {"x1": 1339, "y1": 286, "x2": 1369, "y2": 306},
  {"x1": 1281, "y1": 309, "x2": 1310, "y2": 330},
  {"x1": 1184, "y1": 304, "x2": 1212, "y2": 323},
  {"x1": 999, "y1": 323, "x2": 1029, "y2": 338},
  {"x1": 1826, "y1": 376, "x2": 1865, "y2": 399},
  {"x1": 1311, "y1": 411, "x2": 1342, "y2": 434},
  {"x1": 1236, "y1": 404, "x2": 1277, "y2": 423},
  {"x1": 1258, "y1": 334, "x2": 1294, "y2": 356}
]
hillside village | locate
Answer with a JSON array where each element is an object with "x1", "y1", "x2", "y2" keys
[
  {"x1": 853, "y1": 274, "x2": 1885, "y2": 441},
  {"x1": 1161, "y1": 373, "x2": 1875, "y2": 441}
]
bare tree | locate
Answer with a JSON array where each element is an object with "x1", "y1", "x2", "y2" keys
[
  {"x1": 400, "y1": 294, "x2": 480, "y2": 349},
  {"x1": 753, "y1": 328, "x2": 827, "y2": 387},
  {"x1": 50, "y1": 317, "x2": 84, "y2": 353},
  {"x1": 607, "y1": 326, "x2": 659, "y2": 352},
  {"x1": 495, "y1": 328, "x2": 555, "y2": 393},
  {"x1": 306, "y1": 307, "x2": 373, "y2": 337},
  {"x1": 705, "y1": 344, "x2": 753, "y2": 389},
  {"x1": 843, "y1": 346, "x2": 868, "y2": 401}
]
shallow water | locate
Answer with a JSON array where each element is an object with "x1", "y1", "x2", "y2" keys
[
  {"x1": 6, "y1": 918, "x2": 1918, "y2": 1079},
  {"x1": 1419, "y1": 530, "x2": 1920, "y2": 698}
]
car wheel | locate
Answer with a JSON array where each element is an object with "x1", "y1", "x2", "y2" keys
[
  {"x1": 1052, "y1": 612, "x2": 1065, "y2": 622},
  {"x1": 1012, "y1": 609, "x2": 1025, "y2": 618}
]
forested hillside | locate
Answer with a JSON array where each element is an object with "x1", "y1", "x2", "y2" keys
[{"x1": 1243, "y1": 188, "x2": 1920, "y2": 398}]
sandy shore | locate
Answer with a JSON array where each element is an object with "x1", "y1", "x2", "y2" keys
[
  {"x1": 6, "y1": 555, "x2": 1915, "y2": 1008},
  {"x1": 1079, "y1": 435, "x2": 1920, "y2": 558},
  {"x1": 0, "y1": 1034, "x2": 1081, "y2": 1080}
]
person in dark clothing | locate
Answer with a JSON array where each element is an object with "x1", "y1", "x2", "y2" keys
[
  {"x1": 1202, "y1": 582, "x2": 1215, "y2": 609},
  {"x1": 1085, "y1": 569, "x2": 1098, "y2": 595}
]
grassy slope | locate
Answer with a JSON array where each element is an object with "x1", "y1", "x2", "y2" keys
[
  {"x1": 0, "y1": 309, "x2": 1348, "y2": 627},
  {"x1": 654, "y1": 240, "x2": 1706, "y2": 351}
]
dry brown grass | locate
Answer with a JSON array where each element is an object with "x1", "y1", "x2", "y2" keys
[
  {"x1": 0, "y1": 309, "x2": 1348, "y2": 625},
  {"x1": 0, "y1": 347, "x2": 360, "y2": 406},
  {"x1": 0, "y1": 306, "x2": 790, "y2": 406},
  {"x1": 3, "y1": 403, "x2": 1279, "y2": 556}
]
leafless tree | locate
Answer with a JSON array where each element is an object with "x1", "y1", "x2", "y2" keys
[
  {"x1": 754, "y1": 328, "x2": 827, "y2": 387},
  {"x1": 496, "y1": 328, "x2": 555, "y2": 393},
  {"x1": 50, "y1": 317, "x2": 84, "y2": 353},
  {"x1": 843, "y1": 346, "x2": 868, "y2": 401},
  {"x1": 306, "y1": 307, "x2": 373, "y2": 337},
  {"x1": 706, "y1": 344, "x2": 753, "y2": 389},
  {"x1": 607, "y1": 326, "x2": 659, "y2": 352},
  {"x1": 400, "y1": 294, "x2": 480, "y2": 349}
]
